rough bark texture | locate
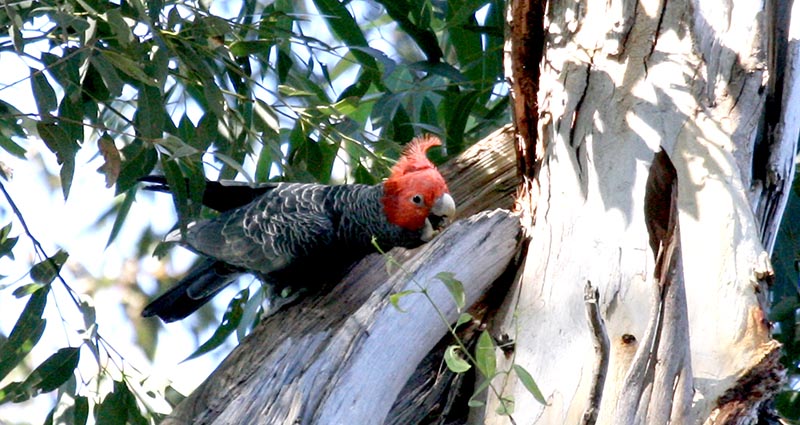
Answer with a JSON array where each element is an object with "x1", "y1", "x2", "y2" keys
[
  {"x1": 614, "y1": 150, "x2": 692, "y2": 423},
  {"x1": 161, "y1": 127, "x2": 520, "y2": 425},
  {"x1": 487, "y1": 0, "x2": 797, "y2": 423},
  {"x1": 437, "y1": 125, "x2": 518, "y2": 220},
  {"x1": 506, "y1": 0, "x2": 547, "y2": 179}
]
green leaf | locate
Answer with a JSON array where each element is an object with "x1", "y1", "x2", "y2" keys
[
  {"x1": 238, "y1": 285, "x2": 265, "y2": 342},
  {"x1": 184, "y1": 288, "x2": 249, "y2": 361},
  {"x1": 195, "y1": 112, "x2": 219, "y2": 152},
  {"x1": 104, "y1": 9, "x2": 134, "y2": 46},
  {"x1": 115, "y1": 141, "x2": 157, "y2": 195},
  {"x1": 287, "y1": 132, "x2": 338, "y2": 183},
  {"x1": 57, "y1": 93, "x2": 84, "y2": 147},
  {"x1": 0, "y1": 285, "x2": 49, "y2": 381},
  {"x1": 212, "y1": 152, "x2": 254, "y2": 183},
  {"x1": 444, "y1": 89, "x2": 479, "y2": 155},
  {"x1": 420, "y1": 96, "x2": 438, "y2": 129},
  {"x1": 12, "y1": 283, "x2": 45, "y2": 298},
  {"x1": 36, "y1": 121, "x2": 77, "y2": 163},
  {"x1": 446, "y1": 0, "x2": 483, "y2": 79},
  {"x1": 154, "y1": 135, "x2": 200, "y2": 158},
  {"x1": 59, "y1": 156, "x2": 75, "y2": 200},
  {"x1": 390, "y1": 104, "x2": 414, "y2": 143},
  {"x1": 443, "y1": 345, "x2": 471, "y2": 373},
  {"x1": 777, "y1": 390, "x2": 800, "y2": 420},
  {"x1": 102, "y1": 50, "x2": 158, "y2": 86},
  {"x1": 106, "y1": 189, "x2": 136, "y2": 247},
  {"x1": 495, "y1": 395, "x2": 515, "y2": 415},
  {"x1": 230, "y1": 40, "x2": 274, "y2": 57},
  {"x1": 455, "y1": 312, "x2": 473, "y2": 329},
  {"x1": 467, "y1": 398, "x2": 486, "y2": 408},
  {"x1": 48, "y1": 390, "x2": 87, "y2": 424},
  {"x1": 475, "y1": 330, "x2": 496, "y2": 378},
  {"x1": 467, "y1": 376, "x2": 492, "y2": 407},
  {"x1": 0, "y1": 133, "x2": 27, "y2": 158},
  {"x1": 161, "y1": 159, "x2": 203, "y2": 234},
  {"x1": 89, "y1": 54, "x2": 125, "y2": 97},
  {"x1": 255, "y1": 138, "x2": 277, "y2": 182},
  {"x1": 30, "y1": 250, "x2": 69, "y2": 285},
  {"x1": 134, "y1": 85, "x2": 166, "y2": 140},
  {"x1": 0, "y1": 222, "x2": 18, "y2": 260},
  {"x1": 30, "y1": 68, "x2": 57, "y2": 114},
  {"x1": 79, "y1": 298, "x2": 97, "y2": 331},
  {"x1": 24, "y1": 346, "x2": 80, "y2": 393},
  {"x1": 0, "y1": 381, "x2": 25, "y2": 403},
  {"x1": 0, "y1": 347, "x2": 79, "y2": 404},
  {"x1": 513, "y1": 364, "x2": 546, "y2": 404},
  {"x1": 372, "y1": 0, "x2": 443, "y2": 63},
  {"x1": 202, "y1": 78, "x2": 226, "y2": 119},
  {"x1": 389, "y1": 290, "x2": 416, "y2": 312},
  {"x1": 10, "y1": 21, "x2": 23, "y2": 53},
  {"x1": 312, "y1": 0, "x2": 378, "y2": 79},
  {"x1": 435, "y1": 271, "x2": 465, "y2": 310},
  {"x1": 39, "y1": 51, "x2": 79, "y2": 95},
  {"x1": 147, "y1": 42, "x2": 170, "y2": 85},
  {"x1": 275, "y1": 46, "x2": 293, "y2": 83},
  {"x1": 770, "y1": 295, "x2": 799, "y2": 322},
  {"x1": 73, "y1": 395, "x2": 89, "y2": 425},
  {"x1": 36, "y1": 122, "x2": 78, "y2": 199},
  {"x1": 94, "y1": 381, "x2": 128, "y2": 425},
  {"x1": 410, "y1": 61, "x2": 467, "y2": 83}
]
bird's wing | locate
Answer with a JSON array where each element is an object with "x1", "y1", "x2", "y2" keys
[{"x1": 183, "y1": 184, "x2": 336, "y2": 275}]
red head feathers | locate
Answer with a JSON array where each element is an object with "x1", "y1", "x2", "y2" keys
[{"x1": 382, "y1": 135, "x2": 454, "y2": 234}]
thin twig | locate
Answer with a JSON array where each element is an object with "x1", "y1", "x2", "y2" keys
[
  {"x1": 0, "y1": 180, "x2": 153, "y2": 389},
  {"x1": 373, "y1": 239, "x2": 517, "y2": 424},
  {"x1": 582, "y1": 281, "x2": 609, "y2": 425},
  {"x1": 0, "y1": 180, "x2": 82, "y2": 305}
]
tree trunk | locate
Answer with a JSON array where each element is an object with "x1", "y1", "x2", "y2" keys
[
  {"x1": 485, "y1": 0, "x2": 798, "y2": 423},
  {"x1": 161, "y1": 128, "x2": 521, "y2": 424}
]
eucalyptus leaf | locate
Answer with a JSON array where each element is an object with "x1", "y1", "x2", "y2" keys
[
  {"x1": 435, "y1": 271, "x2": 465, "y2": 310},
  {"x1": 184, "y1": 288, "x2": 249, "y2": 361},
  {"x1": 0, "y1": 285, "x2": 49, "y2": 382},
  {"x1": 513, "y1": 364, "x2": 546, "y2": 404},
  {"x1": 475, "y1": 330, "x2": 496, "y2": 377},
  {"x1": 443, "y1": 345, "x2": 471, "y2": 373},
  {"x1": 30, "y1": 250, "x2": 69, "y2": 285},
  {"x1": 389, "y1": 290, "x2": 416, "y2": 312}
]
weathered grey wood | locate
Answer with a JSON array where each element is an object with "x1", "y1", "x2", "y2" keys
[
  {"x1": 438, "y1": 124, "x2": 518, "y2": 220},
  {"x1": 757, "y1": 0, "x2": 800, "y2": 253},
  {"x1": 162, "y1": 209, "x2": 521, "y2": 425}
]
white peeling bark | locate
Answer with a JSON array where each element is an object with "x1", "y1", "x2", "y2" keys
[{"x1": 488, "y1": 0, "x2": 793, "y2": 423}]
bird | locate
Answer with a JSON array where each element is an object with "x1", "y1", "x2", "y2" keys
[{"x1": 141, "y1": 135, "x2": 456, "y2": 322}]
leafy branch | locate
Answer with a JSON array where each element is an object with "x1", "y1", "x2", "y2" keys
[
  {"x1": 0, "y1": 179, "x2": 165, "y2": 423},
  {"x1": 373, "y1": 238, "x2": 544, "y2": 421}
]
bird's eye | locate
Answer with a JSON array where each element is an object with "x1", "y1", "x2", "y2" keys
[{"x1": 411, "y1": 194, "x2": 424, "y2": 205}]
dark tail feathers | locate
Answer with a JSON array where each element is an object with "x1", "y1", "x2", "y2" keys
[
  {"x1": 138, "y1": 175, "x2": 276, "y2": 212},
  {"x1": 142, "y1": 259, "x2": 243, "y2": 323}
]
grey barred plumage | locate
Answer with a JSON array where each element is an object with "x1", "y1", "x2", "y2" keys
[
  {"x1": 142, "y1": 135, "x2": 455, "y2": 322},
  {"x1": 181, "y1": 183, "x2": 425, "y2": 277}
]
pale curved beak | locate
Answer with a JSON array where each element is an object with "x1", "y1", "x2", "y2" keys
[
  {"x1": 421, "y1": 193, "x2": 456, "y2": 241},
  {"x1": 431, "y1": 193, "x2": 456, "y2": 225}
]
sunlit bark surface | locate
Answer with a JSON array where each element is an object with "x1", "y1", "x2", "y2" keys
[{"x1": 488, "y1": 0, "x2": 798, "y2": 423}]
